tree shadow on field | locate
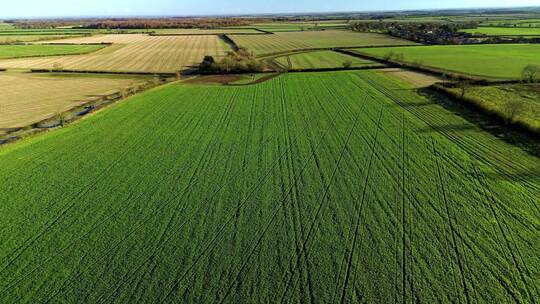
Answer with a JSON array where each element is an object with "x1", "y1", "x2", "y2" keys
[
  {"x1": 418, "y1": 88, "x2": 540, "y2": 158},
  {"x1": 417, "y1": 124, "x2": 476, "y2": 134}
]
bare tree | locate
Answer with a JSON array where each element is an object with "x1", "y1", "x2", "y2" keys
[
  {"x1": 501, "y1": 99, "x2": 525, "y2": 125},
  {"x1": 458, "y1": 81, "x2": 471, "y2": 98},
  {"x1": 522, "y1": 64, "x2": 540, "y2": 83}
]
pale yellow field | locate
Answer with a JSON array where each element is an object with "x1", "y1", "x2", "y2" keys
[
  {"x1": 0, "y1": 34, "x2": 228, "y2": 73},
  {"x1": 0, "y1": 72, "x2": 142, "y2": 129}
]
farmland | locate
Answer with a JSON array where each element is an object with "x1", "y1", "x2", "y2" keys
[
  {"x1": 151, "y1": 28, "x2": 264, "y2": 35},
  {"x1": 229, "y1": 31, "x2": 416, "y2": 56},
  {"x1": 0, "y1": 34, "x2": 84, "y2": 43},
  {"x1": 0, "y1": 44, "x2": 105, "y2": 59},
  {"x1": 0, "y1": 34, "x2": 229, "y2": 73},
  {"x1": 274, "y1": 50, "x2": 381, "y2": 69},
  {"x1": 462, "y1": 27, "x2": 540, "y2": 36},
  {"x1": 447, "y1": 83, "x2": 540, "y2": 132},
  {"x1": 356, "y1": 44, "x2": 540, "y2": 79},
  {"x1": 0, "y1": 70, "x2": 538, "y2": 303},
  {"x1": 0, "y1": 72, "x2": 144, "y2": 129}
]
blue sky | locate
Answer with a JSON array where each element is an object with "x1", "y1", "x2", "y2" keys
[{"x1": 1, "y1": 0, "x2": 538, "y2": 18}]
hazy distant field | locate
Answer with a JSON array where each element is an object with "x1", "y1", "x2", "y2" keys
[
  {"x1": 230, "y1": 31, "x2": 415, "y2": 56},
  {"x1": 152, "y1": 28, "x2": 263, "y2": 35},
  {"x1": 357, "y1": 44, "x2": 540, "y2": 79},
  {"x1": 0, "y1": 72, "x2": 142, "y2": 128},
  {"x1": 462, "y1": 27, "x2": 540, "y2": 36},
  {"x1": 0, "y1": 44, "x2": 105, "y2": 59},
  {"x1": 0, "y1": 34, "x2": 229, "y2": 73}
]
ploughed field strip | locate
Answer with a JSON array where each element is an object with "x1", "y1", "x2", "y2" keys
[
  {"x1": 356, "y1": 44, "x2": 540, "y2": 79},
  {"x1": 229, "y1": 31, "x2": 415, "y2": 56},
  {"x1": 0, "y1": 44, "x2": 105, "y2": 59},
  {"x1": 0, "y1": 71, "x2": 538, "y2": 303},
  {"x1": 0, "y1": 34, "x2": 228, "y2": 73},
  {"x1": 274, "y1": 50, "x2": 382, "y2": 69},
  {"x1": 0, "y1": 72, "x2": 143, "y2": 129}
]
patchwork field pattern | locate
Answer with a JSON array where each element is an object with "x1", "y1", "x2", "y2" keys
[
  {"x1": 230, "y1": 31, "x2": 415, "y2": 56},
  {"x1": 274, "y1": 50, "x2": 382, "y2": 69},
  {"x1": 0, "y1": 34, "x2": 228, "y2": 73},
  {"x1": 0, "y1": 71, "x2": 538, "y2": 303},
  {"x1": 356, "y1": 44, "x2": 540, "y2": 79},
  {"x1": 0, "y1": 72, "x2": 143, "y2": 129}
]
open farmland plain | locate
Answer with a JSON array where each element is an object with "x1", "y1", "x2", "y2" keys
[
  {"x1": 0, "y1": 72, "x2": 144, "y2": 129},
  {"x1": 0, "y1": 44, "x2": 105, "y2": 59},
  {"x1": 356, "y1": 44, "x2": 540, "y2": 79},
  {"x1": 0, "y1": 71, "x2": 538, "y2": 303},
  {"x1": 0, "y1": 34, "x2": 228, "y2": 73},
  {"x1": 274, "y1": 50, "x2": 382, "y2": 69},
  {"x1": 229, "y1": 31, "x2": 416, "y2": 56}
]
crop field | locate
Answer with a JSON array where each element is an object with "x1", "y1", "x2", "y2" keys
[
  {"x1": 0, "y1": 44, "x2": 105, "y2": 59},
  {"x1": 0, "y1": 72, "x2": 143, "y2": 129},
  {"x1": 0, "y1": 70, "x2": 538, "y2": 303},
  {"x1": 0, "y1": 34, "x2": 229, "y2": 73},
  {"x1": 356, "y1": 44, "x2": 540, "y2": 79},
  {"x1": 229, "y1": 31, "x2": 415, "y2": 56},
  {"x1": 462, "y1": 27, "x2": 540, "y2": 36},
  {"x1": 152, "y1": 28, "x2": 264, "y2": 35},
  {"x1": 0, "y1": 35, "x2": 83, "y2": 43},
  {"x1": 233, "y1": 22, "x2": 349, "y2": 32},
  {"x1": 274, "y1": 50, "x2": 382, "y2": 69}
]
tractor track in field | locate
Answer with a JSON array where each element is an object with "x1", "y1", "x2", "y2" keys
[
  {"x1": 88, "y1": 91, "x2": 243, "y2": 304},
  {"x1": 156, "y1": 81, "x2": 337, "y2": 303},
  {"x1": 40, "y1": 91, "x2": 229, "y2": 303},
  {"x1": 471, "y1": 164, "x2": 539, "y2": 303},
  {"x1": 214, "y1": 77, "x2": 353, "y2": 304},
  {"x1": 431, "y1": 139, "x2": 472, "y2": 304},
  {"x1": 337, "y1": 106, "x2": 384, "y2": 304}
]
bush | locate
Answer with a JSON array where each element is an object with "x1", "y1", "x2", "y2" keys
[{"x1": 199, "y1": 47, "x2": 265, "y2": 74}]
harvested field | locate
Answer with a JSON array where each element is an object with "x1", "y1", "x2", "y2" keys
[
  {"x1": 274, "y1": 50, "x2": 382, "y2": 69},
  {"x1": 229, "y1": 31, "x2": 416, "y2": 56},
  {"x1": 380, "y1": 68, "x2": 443, "y2": 88},
  {"x1": 0, "y1": 71, "x2": 538, "y2": 303},
  {"x1": 0, "y1": 72, "x2": 143, "y2": 129},
  {"x1": 0, "y1": 34, "x2": 229, "y2": 73},
  {"x1": 152, "y1": 28, "x2": 263, "y2": 35}
]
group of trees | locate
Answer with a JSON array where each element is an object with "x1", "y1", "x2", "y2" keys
[
  {"x1": 82, "y1": 18, "x2": 259, "y2": 30},
  {"x1": 199, "y1": 47, "x2": 266, "y2": 74}
]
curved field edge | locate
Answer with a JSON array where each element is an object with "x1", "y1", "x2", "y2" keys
[{"x1": 0, "y1": 71, "x2": 538, "y2": 303}]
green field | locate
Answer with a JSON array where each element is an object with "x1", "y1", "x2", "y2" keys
[
  {"x1": 462, "y1": 27, "x2": 540, "y2": 36},
  {"x1": 274, "y1": 50, "x2": 381, "y2": 69},
  {"x1": 449, "y1": 83, "x2": 540, "y2": 131},
  {"x1": 0, "y1": 44, "x2": 105, "y2": 59},
  {"x1": 230, "y1": 31, "x2": 415, "y2": 56},
  {"x1": 0, "y1": 71, "x2": 538, "y2": 303},
  {"x1": 0, "y1": 35, "x2": 83, "y2": 43},
  {"x1": 357, "y1": 44, "x2": 540, "y2": 79}
]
